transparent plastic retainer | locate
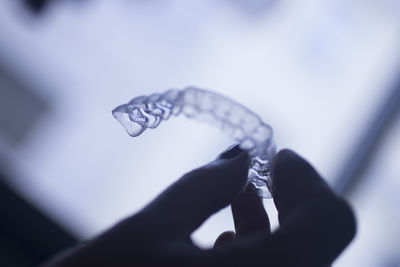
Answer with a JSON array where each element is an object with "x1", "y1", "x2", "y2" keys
[{"x1": 112, "y1": 87, "x2": 276, "y2": 198}]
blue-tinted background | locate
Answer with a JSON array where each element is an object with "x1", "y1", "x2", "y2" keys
[{"x1": 1, "y1": 1, "x2": 400, "y2": 266}]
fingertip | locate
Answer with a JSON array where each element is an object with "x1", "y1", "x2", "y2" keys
[
  {"x1": 218, "y1": 144, "x2": 245, "y2": 160},
  {"x1": 274, "y1": 148, "x2": 298, "y2": 159},
  {"x1": 213, "y1": 231, "x2": 235, "y2": 249},
  {"x1": 331, "y1": 197, "x2": 357, "y2": 245},
  {"x1": 271, "y1": 149, "x2": 322, "y2": 195},
  {"x1": 208, "y1": 146, "x2": 251, "y2": 194},
  {"x1": 271, "y1": 149, "x2": 307, "y2": 179},
  {"x1": 270, "y1": 149, "x2": 334, "y2": 222},
  {"x1": 217, "y1": 145, "x2": 251, "y2": 169},
  {"x1": 271, "y1": 149, "x2": 302, "y2": 198}
]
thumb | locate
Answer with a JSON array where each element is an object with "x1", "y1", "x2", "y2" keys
[{"x1": 143, "y1": 145, "x2": 250, "y2": 236}]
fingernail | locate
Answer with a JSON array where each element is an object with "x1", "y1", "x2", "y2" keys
[{"x1": 218, "y1": 144, "x2": 245, "y2": 159}]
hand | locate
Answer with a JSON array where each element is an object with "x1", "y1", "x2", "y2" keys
[{"x1": 43, "y1": 146, "x2": 356, "y2": 267}]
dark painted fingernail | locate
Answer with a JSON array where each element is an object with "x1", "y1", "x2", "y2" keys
[{"x1": 218, "y1": 144, "x2": 245, "y2": 159}]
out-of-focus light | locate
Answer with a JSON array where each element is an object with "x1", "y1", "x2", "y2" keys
[
  {"x1": 24, "y1": 0, "x2": 50, "y2": 13},
  {"x1": 0, "y1": 2, "x2": 399, "y2": 266}
]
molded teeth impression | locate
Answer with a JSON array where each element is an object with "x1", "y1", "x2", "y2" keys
[{"x1": 112, "y1": 87, "x2": 276, "y2": 198}]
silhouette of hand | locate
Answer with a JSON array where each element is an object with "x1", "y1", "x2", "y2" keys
[{"x1": 43, "y1": 146, "x2": 355, "y2": 267}]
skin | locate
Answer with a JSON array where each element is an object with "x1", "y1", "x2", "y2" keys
[{"x1": 42, "y1": 146, "x2": 356, "y2": 267}]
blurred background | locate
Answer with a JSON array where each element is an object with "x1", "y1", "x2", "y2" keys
[{"x1": 1, "y1": 0, "x2": 400, "y2": 266}]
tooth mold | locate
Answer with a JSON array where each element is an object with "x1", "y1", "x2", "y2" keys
[{"x1": 112, "y1": 87, "x2": 276, "y2": 198}]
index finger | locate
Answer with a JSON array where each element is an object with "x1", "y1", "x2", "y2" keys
[{"x1": 140, "y1": 145, "x2": 251, "y2": 236}]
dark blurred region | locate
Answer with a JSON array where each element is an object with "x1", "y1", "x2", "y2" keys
[
  {"x1": 24, "y1": 0, "x2": 50, "y2": 13},
  {"x1": 22, "y1": 0, "x2": 85, "y2": 13},
  {"x1": 0, "y1": 4, "x2": 78, "y2": 266},
  {"x1": 0, "y1": 170, "x2": 76, "y2": 266}
]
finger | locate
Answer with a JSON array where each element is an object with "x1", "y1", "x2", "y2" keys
[
  {"x1": 213, "y1": 231, "x2": 235, "y2": 249},
  {"x1": 231, "y1": 183, "x2": 270, "y2": 238},
  {"x1": 214, "y1": 150, "x2": 356, "y2": 266},
  {"x1": 262, "y1": 198, "x2": 356, "y2": 266},
  {"x1": 142, "y1": 145, "x2": 251, "y2": 236},
  {"x1": 269, "y1": 150, "x2": 356, "y2": 265},
  {"x1": 271, "y1": 149, "x2": 335, "y2": 222},
  {"x1": 271, "y1": 149, "x2": 337, "y2": 223}
]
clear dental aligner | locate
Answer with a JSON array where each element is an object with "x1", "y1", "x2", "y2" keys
[{"x1": 112, "y1": 87, "x2": 277, "y2": 198}]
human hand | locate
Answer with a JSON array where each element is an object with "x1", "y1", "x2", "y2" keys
[
  {"x1": 43, "y1": 146, "x2": 355, "y2": 267},
  {"x1": 214, "y1": 148, "x2": 356, "y2": 267}
]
